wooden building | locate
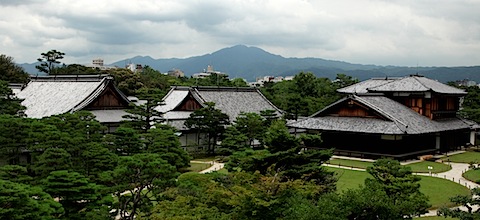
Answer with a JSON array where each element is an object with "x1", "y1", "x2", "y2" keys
[
  {"x1": 288, "y1": 75, "x2": 478, "y2": 159},
  {"x1": 14, "y1": 75, "x2": 131, "y2": 132},
  {"x1": 156, "y1": 86, "x2": 283, "y2": 148}
]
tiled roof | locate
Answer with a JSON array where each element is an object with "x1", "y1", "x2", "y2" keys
[
  {"x1": 8, "y1": 83, "x2": 24, "y2": 96},
  {"x1": 338, "y1": 75, "x2": 466, "y2": 95},
  {"x1": 194, "y1": 87, "x2": 282, "y2": 121},
  {"x1": 164, "y1": 119, "x2": 188, "y2": 131},
  {"x1": 158, "y1": 86, "x2": 283, "y2": 122},
  {"x1": 164, "y1": 111, "x2": 193, "y2": 120},
  {"x1": 337, "y1": 78, "x2": 398, "y2": 94},
  {"x1": 90, "y1": 109, "x2": 130, "y2": 123},
  {"x1": 15, "y1": 75, "x2": 130, "y2": 119},
  {"x1": 289, "y1": 95, "x2": 475, "y2": 134},
  {"x1": 156, "y1": 88, "x2": 190, "y2": 113},
  {"x1": 369, "y1": 76, "x2": 466, "y2": 94}
]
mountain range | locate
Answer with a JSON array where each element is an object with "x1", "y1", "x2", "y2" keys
[{"x1": 21, "y1": 45, "x2": 480, "y2": 83}]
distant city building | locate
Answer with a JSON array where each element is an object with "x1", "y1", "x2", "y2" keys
[
  {"x1": 249, "y1": 75, "x2": 294, "y2": 87},
  {"x1": 455, "y1": 79, "x2": 477, "y2": 87},
  {"x1": 85, "y1": 58, "x2": 117, "y2": 70},
  {"x1": 126, "y1": 63, "x2": 143, "y2": 73},
  {"x1": 167, "y1": 69, "x2": 185, "y2": 78},
  {"x1": 92, "y1": 58, "x2": 104, "y2": 66},
  {"x1": 192, "y1": 65, "x2": 227, "y2": 78}
]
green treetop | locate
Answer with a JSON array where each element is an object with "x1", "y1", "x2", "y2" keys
[
  {"x1": 184, "y1": 102, "x2": 230, "y2": 154},
  {"x1": 0, "y1": 54, "x2": 29, "y2": 83},
  {"x1": 36, "y1": 50, "x2": 65, "y2": 75}
]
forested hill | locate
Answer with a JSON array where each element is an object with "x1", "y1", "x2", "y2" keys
[
  {"x1": 20, "y1": 45, "x2": 480, "y2": 82},
  {"x1": 110, "y1": 45, "x2": 480, "y2": 82}
]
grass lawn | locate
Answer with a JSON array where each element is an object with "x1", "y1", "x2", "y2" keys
[
  {"x1": 442, "y1": 151, "x2": 480, "y2": 163},
  {"x1": 327, "y1": 167, "x2": 471, "y2": 209},
  {"x1": 215, "y1": 168, "x2": 229, "y2": 174},
  {"x1": 406, "y1": 161, "x2": 451, "y2": 173},
  {"x1": 328, "y1": 159, "x2": 451, "y2": 173},
  {"x1": 192, "y1": 157, "x2": 218, "y2": 162},
  {"x1": 414, "y1": 216, "x2": 457, "y2": 220},
  {"x1": 463, "y1": 169, "x2": 480, "y2": 183},
  {"x1": 185, "y1": 162, "x2": 212, "y2": 172},
  {"x1": 327, "y1": 167, "x2": 367, "y2": 190},
  {"x1": 328, "y1": 159, "x2": 373, "y2": 169},
  {"x1": 419, "y1": 175, "x2": 471, "y2": 209}
]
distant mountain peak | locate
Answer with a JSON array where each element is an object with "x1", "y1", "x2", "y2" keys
[
  {"x1": 210, "y1": 44, "x2": 283, "y2": 60},
  {"x1": 17, "y1": 45, "x2": 478, "y2": 83}
]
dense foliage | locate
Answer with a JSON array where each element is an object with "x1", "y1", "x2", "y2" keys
[
  {"x1": 55, "y1": 64, "x2": 248, "y2": 97},
  {"x1": 36, "y1": 50, "x2": 65, "y2": 75},
  {"x1": 0, "y1": 81, "x2": 25, "y2": 116},
  {"x1": 0, "y1": 54, "x2": 30, "y2": 83},
  {"x1": 0, "y1": 111, "x2": 189, "y2": 219},
  {"x1": 459, "y1": 85, "x2": 480, "y2": 123},
  {"x1": 184, "y1": 102, "x2": 230, "y2": 154},
  {"x1": 3, "y1": 52, "x2": 473, "y2": 219},
  {"x1": 261, "y1": 72, "x2": 358, "y2": 119}
]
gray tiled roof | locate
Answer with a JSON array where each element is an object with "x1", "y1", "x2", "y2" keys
[
  {"x1": 194, "y1": 87, "x2": 282, "y2": 121},
  {"x1": 17, "y1": 78, "x2": 106, "y2": 118},
  {"x1": 156, "y1": 88, "x2": 190, "y2": 113},
  {"x1": 338, "y1": 75, "x2": 466, "y2": 95},
  {"x1": 90, "y1": 109, "x2": 130, "y2": 123},
  {"x1": 15, "y1": 75, "x2": 130, "y2": 119},
  {"x1": 369, "y1": 76, "x2": 466, "y2": 94},
  {"x1": 337, "y1": 78, "x2": 398, "y2": 94},
  {"x1": 165, "y1": 119, "x2": 188, "y2": 131},
  {"x1": 164, "y1": 111, "x2": 193, "y2": 120},
  {"x1": 157, "y1": 86, "x2": 283, "y2": 122},
  {"x1": 8, "y1": 83, "x2": 24, "y2": 96},
  {"x1": 289, "y1": 95, "x2": 475, "y2": 134}
]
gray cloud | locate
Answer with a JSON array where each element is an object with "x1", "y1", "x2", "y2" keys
[
  {"x1": 0, "y1": 0, "x2": 40, "y2": 6},
  {"x1": 0, "y1": 0, "x2": 479, "y2": 67}
]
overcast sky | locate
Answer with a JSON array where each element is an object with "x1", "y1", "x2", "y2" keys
[{"x1": 1, "y1": 0, "x2": 479, "y2": 67}]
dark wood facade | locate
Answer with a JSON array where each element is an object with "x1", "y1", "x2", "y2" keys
[
  {"x1": 322, "y1": 100, "x2": 386, "y2": 119},
  {"x1": 318, "y1": 94, "x2": 461, "y2": 120},
  {"x1": 317, "y1": 130, "x2": 469, "y2": 160},
  {"x1": 175, "y1": 93, "x2": 202, "y2": 111},
  {"x1": 85, "y1": 85, "x2": 130, "y2": 110},
  {"x1": 387, "y1": 93, "x2": 461, "y2": 120}
]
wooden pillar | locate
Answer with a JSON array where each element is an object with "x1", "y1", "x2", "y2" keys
[
  {"x1": 470, "y1": 130, "x2": 476, "y2": 146},
  {"x1": 435, "y1": 132, "x2": 441, "y2": 151},
  {"x1": 184, "y1": 133, "x2": 188, "y2": 146}
]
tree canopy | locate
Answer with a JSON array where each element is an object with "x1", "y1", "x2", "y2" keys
[
  {"x1": 0, "y1": 179, "x2": 63, "y2": 220},
  {"x1": 0, "y1": 80, "x2": 25, "y2": 116},
  {"x1": 261, "y1": 72, "x2": 357, "y2": 119},
  {"x1": 36, "y1": 50, "x2": 65, "y2": 75},
  {"x1": 184, "y1": 102, "x2": 230, "y2": 154},
  {"x1": 0, "y1": 54, "x2": 29, "y2": 83}
]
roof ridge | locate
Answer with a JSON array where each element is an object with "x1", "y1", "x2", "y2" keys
[
  {"x1": 254, "y1": 88, "x2": 285, "y2": 114},
  {"x1": 163, "y1": 86, "x2": 177, "y2": 100},
  {"x1": 192, "y1": 88, "x2": 207, "y2": 105},
  {"x1": 70, "y1": 77, "x2": 109, "y2": 112},
  {"x1": 354, "y1": 96, "x2": 408, "y2": 132},
  {"x1": 366, "y1": 78, "x2": 399, "y2": 91},
  {"x1": 310, "y1": 96, "x2": 348, "y2": 118},
  {"x1": 160, "y1": 87, "x2": 183, "y2": 112},
  {"x1": 194, "y1": 86, "x2": 257, "y2": 92},
  {"x1": 411, "y1": 76, "x2": 430, "y2": 90},
  {"x1": 31, "y1": 74, "x2": 109, "y2": 82}
]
